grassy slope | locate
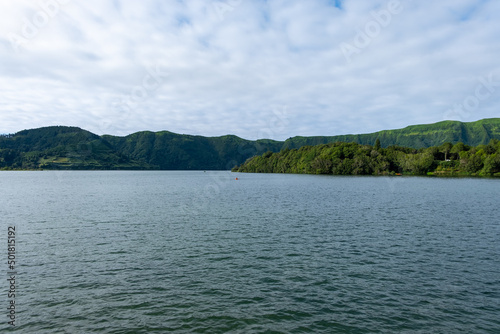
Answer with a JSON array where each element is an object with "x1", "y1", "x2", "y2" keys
[{"x1": 283, "y1": 118, "x2": 500, "y2": 149}]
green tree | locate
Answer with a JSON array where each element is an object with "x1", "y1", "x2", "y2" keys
[
  {"x1": 460, "y1": 151, "x2": 483, "y2": 173},
  {"x1": 450, "y1": 142, "x2": 466, "y2": 160},
  {"x1": 311, "y1": 157, "x2": 332, "y2": 174},
  {"x1": 481, "y1": 153, "x2": 500, "y2": 175},
  {"x1": 439, "y1": 142, "x2": 453, "y2": 160},
  {"x1": 399, "y1": 152, "x2": 434, "y2": 175}
]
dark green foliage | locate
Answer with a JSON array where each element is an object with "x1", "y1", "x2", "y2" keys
[
  {"x1": 0, "y1": 126, "x2": 150, "y2": 170},
  {"x1": 233, "y1": 139, "x2": 500, "y2": 177},
  {"x1": 460, "y1": 150, "x2": 484, "y2": 173},
  {"x1": 102, "y1": 132, "x2": 282, "y2": 170},
  {"x1": 439, "y1": 142, "x2": 453, "y2": 160},
  {"x1": 482, "y1": 153, "x2": 500, "y2": 175}
]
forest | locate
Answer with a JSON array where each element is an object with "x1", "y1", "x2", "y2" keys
[{"x1": 232, "y1": 139, "x2": 500, "y2": 177}]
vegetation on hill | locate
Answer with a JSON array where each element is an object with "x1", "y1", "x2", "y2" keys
[
  {"x1": 0, "y1": 126, "x2": 150, "y2": 170},
  {"x1": 0, "y1": 126, "x2": 282, "y2": 170},
  {"x1": 232, "y1": 139, "x2": 500, "y2": 177},
  {"x1": 1, "y1": 118, "x2": 500, "y2": 171},
  {"x1": 282, "y1": 118, "x2": 500, "y2": 149},
  {"x1": 102, "y1": 132, "x2": 282, "y2": 170}
]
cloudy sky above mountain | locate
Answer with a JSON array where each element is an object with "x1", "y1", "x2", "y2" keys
[{"x1": 0, "y1": 0, "x2": 499, "y2": 140}]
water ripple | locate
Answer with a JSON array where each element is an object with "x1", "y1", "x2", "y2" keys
[{"x1": 2, "y1": 172, "x2": 499, "y2": 333}]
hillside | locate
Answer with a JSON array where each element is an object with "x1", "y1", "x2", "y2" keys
[
  {"x1": 0, "y1": 126, "x2": 151, "y2": 170},
  {"x1": 101, "y1": 132, "x2": 282, "y2": 170},
  {"x1": 1, "y1": 118, "x2": 500, "y2": 170},
  {"x1": 283, "y1": 118, "x2": 500, "y2": 149},
  {"x1": 0, "y1": 126, "x2": 282, "y2": 170},
  {"x1": 233, "y1": 140, "x2": 500, "y2": 177}
]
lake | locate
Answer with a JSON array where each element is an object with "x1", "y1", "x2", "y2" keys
[{"x1": 1, "y1": 171, "x2": 499, "y2": 333}]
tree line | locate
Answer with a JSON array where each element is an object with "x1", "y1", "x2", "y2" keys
[{"x1": 232, "y1": 139, "x2": 500, "y2": 177}]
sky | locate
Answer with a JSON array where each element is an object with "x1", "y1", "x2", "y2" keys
[{"x1": 0, "y1": 0, "x2": 499, "y2": 140}]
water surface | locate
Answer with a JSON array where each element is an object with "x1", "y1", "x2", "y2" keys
[{"x1": 1, "y1": 171, "x2": 499, "y2": 333}]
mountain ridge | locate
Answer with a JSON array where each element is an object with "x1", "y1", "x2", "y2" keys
[{"x1": 1, "y1": 118, "x2": 500, "y2": 170}]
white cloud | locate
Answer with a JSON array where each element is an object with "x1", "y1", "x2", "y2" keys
[{"x1": 0, "y1": 0, "x2": 499, "y2": 140}]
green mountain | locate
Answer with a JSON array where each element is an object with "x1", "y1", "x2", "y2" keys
[
  {"x1": 101, "y1": 131, "x2": 282, "y2": 170},
  {"x1": 283, "y1": 118, "x2": 500, "y2": 149},
  {"x1": 0, "y1": 126, "x2": 150, "y2": 170},
  {"x1": 0, "y1": 126, "x2": 282, "y2": 170},
  {"x1": 1, "y1": 118, "x2": 499, "y2": 170}
]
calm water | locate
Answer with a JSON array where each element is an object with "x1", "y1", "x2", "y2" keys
[{"x1": 1, "y1": 171, "x2": 499, "y2": 333}]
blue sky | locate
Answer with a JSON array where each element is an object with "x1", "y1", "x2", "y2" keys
[{"x1": 0, "y1": 0, "x2": 499, "y2": 140}]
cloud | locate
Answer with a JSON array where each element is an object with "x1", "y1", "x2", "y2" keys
[{"x1": 0, "y1": 0, "x2": 499, "y2": 140}]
